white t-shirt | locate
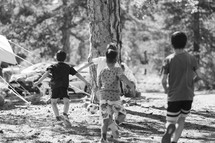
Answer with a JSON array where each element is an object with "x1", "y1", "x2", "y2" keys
[
  {"x1": 121, "y1": 62, "x2": 137, "y2": 86},
  {"x1": 92, "y1": 57, "x2": 137, "y2": 86}
]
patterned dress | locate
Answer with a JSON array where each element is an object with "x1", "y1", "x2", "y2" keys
[{"x1": 98, "y1": 66, "x2": 126, "y2": 120}]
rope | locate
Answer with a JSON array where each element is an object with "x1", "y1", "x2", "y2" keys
[
  {"x1": 8, "y1": 40, "x2": 34, "y2": 55},
  {"x1": 1, "y1": 67, "x2": 33, "y2": 95},
  {"x1": 0, "y1": 46, "x2": 33, "y2": 65},
  {"x1": 69, "y1": 83, "x2": 91, "y2": 97},
  {"x1": 0, "y1": 75, "x2": 31, "y2": 105}
]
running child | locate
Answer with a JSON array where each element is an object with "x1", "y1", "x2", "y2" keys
[
  {"x1": 77, "y1": 43, "x2": 137, "y2": 103},
  {"x1": 161, "y1": 31, "x2": 201, "y2": 143},
  {"x1": 98, "y1": 44, "x2": 135, "y2": 143},
  {"x1": 34, "y1": 50, "x2": 90, "y2": 121},
  {"x1": 77, "y1": 43, "x2": 121, "y2": 103}
]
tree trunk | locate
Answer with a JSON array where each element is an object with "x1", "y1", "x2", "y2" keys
[
  {"x1": 87, "y1": 0, "x2": 121, "y2": 58},
  {"x1": 193, "y1": 1, "x2": 200, "y2": 63},
  {"x1": 61, "y1": 0, "x2": 73, "y2": 62},
  {"x1": 87, "y1": 0, "x2": 121, "y2": 102}
]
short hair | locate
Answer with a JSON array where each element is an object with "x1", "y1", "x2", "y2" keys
[
  {"x1": 106, "y1": 43, "x2": 117, "y2": 51},
  {"x1": 106, "y1": 49, "x2": 118, "y2": 64},
  {"x1": 171, "y1": 31, "x2": 187, "y2": 49},
  {"x1": 56, "y1": 50, "x2": 66, "y2": 62}
]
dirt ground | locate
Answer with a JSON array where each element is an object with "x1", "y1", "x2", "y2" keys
[{"x1": 0, "y1": 75, "x2": 215, "y2": 143}]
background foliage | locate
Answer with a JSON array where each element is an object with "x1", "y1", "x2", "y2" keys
[{"x1": 0, "y1": 0, "x2": 214, "y2": 89}]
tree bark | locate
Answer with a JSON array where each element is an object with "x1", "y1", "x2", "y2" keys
[
  {"x1": 87, "y1": 0, "x2": 121, "y2": 58},
  {"x1": 87, "y1": 0, "x2": 121, "y2": 102},
  {"x1": 61, "y1": 0, "x2": 73, "y2": 61},
  {"x1": 193, "y1": 1, "x2": 200, "y2": 63}
]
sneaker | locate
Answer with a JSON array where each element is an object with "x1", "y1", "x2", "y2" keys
[
  {"x1": 161, "y1": 124, "x2": 176, "y2": 143},
  {"x1": 62, "y1": 113, "x2": 72, "y2": 128},
  {"x1": 63, "y1": 112, "x2": 69, "y2": 119}
]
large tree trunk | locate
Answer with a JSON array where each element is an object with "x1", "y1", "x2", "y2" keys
[
  {"x1": 88, "y1": 0, "x2": 121, "y2": 58},
  {"x1": 87, "y1": 0, "x2": 121, "y2": 102}
]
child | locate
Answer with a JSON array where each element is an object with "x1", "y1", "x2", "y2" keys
[
  {"x1": 34, "y1": 50, "x2": 90, "y2": 121},
  {"x1": 77, "y1": 43, "x2": 121, "y2": 103},
  {"x1": 161, "y1": 31, "x2": 201, "y2": 143},
  {"x1": 77, "y1": 43, "x2": 137, "y2": 103},
  {"x1": 98, "y1": 44, "x2": 135, "y2": 143}
]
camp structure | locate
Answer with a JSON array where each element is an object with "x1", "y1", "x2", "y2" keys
[{"x1": 0, "y1": 35, "x2": 17, "y2": 65}]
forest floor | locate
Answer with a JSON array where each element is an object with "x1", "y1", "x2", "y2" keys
[{"x1": 0, "y1": 74, "x2": 215, "y2": 143}]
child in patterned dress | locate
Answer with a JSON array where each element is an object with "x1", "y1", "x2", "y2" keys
[{"x1": 98, "y1": 44, "x2": 135, "y2": 143}]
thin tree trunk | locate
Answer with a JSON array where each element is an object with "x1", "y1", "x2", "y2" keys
[
  {"x1": 61, "y1": 0, "x2": 72, "y2": 62},
  {"x1": 193, "y1": 1, "x2": 200, "y2": 63}
]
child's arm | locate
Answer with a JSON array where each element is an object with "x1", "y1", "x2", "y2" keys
[
  {"x1": 162, "y1": 74, "x2": 168, "y2": 94},
  {"x1": 76, "y1": 62, "x2": 93, "y2": 72},
  {"x1": 75, "y1": 72, "x2": 91, "y2": 87},
  {"x1": 194, "y1": 69, "x2": 202, "y2": 83},
  {"x1": 119, "y1": 74, "x2": 136, "y2": 97},
  {"x1": 33, "y1": 70, "x2": 50, "y2": 87}
]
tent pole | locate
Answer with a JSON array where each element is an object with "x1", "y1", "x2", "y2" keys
[{"x1": 0, "y1": 76, "x2": 31, "y2": 105}]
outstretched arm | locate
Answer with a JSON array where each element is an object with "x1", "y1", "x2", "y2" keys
[
  {"x1": 75, "y1": 72, "x2": 91, "y2": 87},
  {"x1": 194, "y1": 69, "x2": 202, "y2": 83},
  {"x1": 162, "y1": 74, "x2": 168, "y2": 94},
  {"x1": 76, "y1": 62, "x2": 93, "y2": 72},
  {"x1": 33, "y1": 70, "x2": 50, "y2": 87},
  {"x1": 119, "y1": 74, "x2": 136, "y2": 97}
]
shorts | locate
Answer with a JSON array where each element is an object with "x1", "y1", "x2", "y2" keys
[
  {"x1": 100, "y1": 100, "x2": 126, "y2": 121},
  {"x1": 166, "y1": 100, "x2": 193, "y2": 122},
  {"x1": 51, "y1": 87, "x2": 69, "y2": 99},
  {"x1": 100, "y1": 90, "x2": 121, "y2": 101}
]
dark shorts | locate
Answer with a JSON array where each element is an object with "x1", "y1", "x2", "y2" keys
[
  {"x1": 166, "y1": 100, "x2": 193, "y2": 122},
  {"x1": 51, "y1": 87, "x2": 69, "y2": 99}
]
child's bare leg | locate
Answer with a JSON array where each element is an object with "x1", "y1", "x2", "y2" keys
[
  {"x1": 63, "y1": 97, "x2": 70, "y2": 115},
  {"x1": 172, "y1": 116, "x2": 186, "y2": 142},
  {"x1": 101, "y1": 118, "x2": 110, "y2": 140},
  {"x1": 108, "y1": 121, "x2": 119, "y2": 139},
  {"x1": 51, "y1": 99, "x2": 59, "y2": 117}
]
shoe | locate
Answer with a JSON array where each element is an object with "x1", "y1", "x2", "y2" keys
[
  {"x1": 63, "y1": 112, "x2": 69, "y2": 119},
  {"x1": 62, "y1": 113, "x2": 72, "y2": 128},
  {"x1": 161, "y1": 124, "x2": 176, "y2": 143}
]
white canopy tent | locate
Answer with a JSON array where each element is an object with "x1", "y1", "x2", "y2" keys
[
  {"x1": 0, "y1": 35, "x2": 17, "y2": 65},
  {"x1": 0, "y1": 35, "x2": 31, "y2": 105}
]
